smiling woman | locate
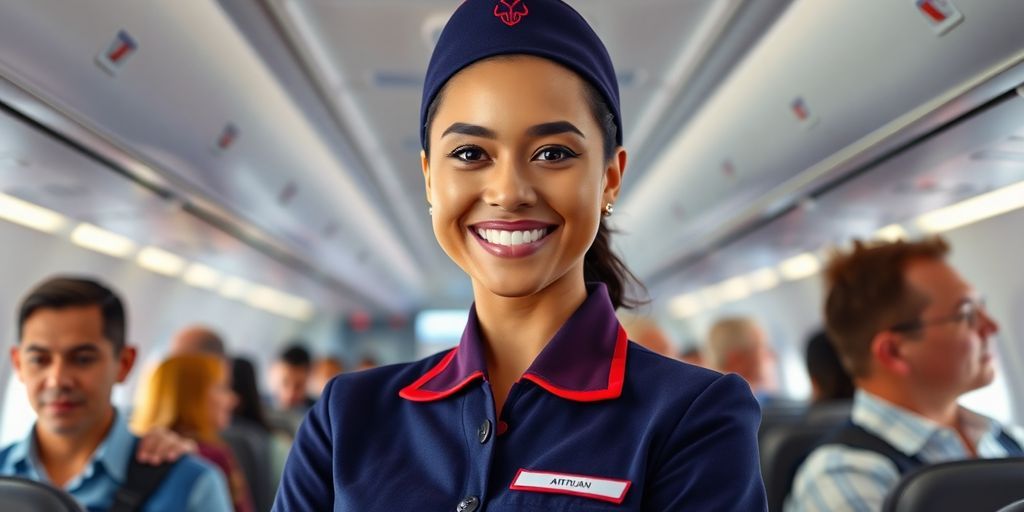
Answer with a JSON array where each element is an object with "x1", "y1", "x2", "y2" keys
[{"x1": 273, "y1": 1, "x2": 767, "y2": 511}]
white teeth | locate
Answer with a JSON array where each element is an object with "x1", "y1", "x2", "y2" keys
[{"x1": 476, "y1": 228, "x2": 548, "y2": 247}]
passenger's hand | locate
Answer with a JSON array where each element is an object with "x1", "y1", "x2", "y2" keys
[{"x1": 135, "y1": 427, "x2": 197, "y2": 465}]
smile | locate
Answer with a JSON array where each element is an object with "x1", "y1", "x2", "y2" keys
[{"x1": 468, "y1": 220, "x2": 557, "y2": 258}]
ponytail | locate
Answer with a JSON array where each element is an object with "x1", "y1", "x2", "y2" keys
[{"x1": 584, "y1": 221, "x2": 647, "y2": 310}]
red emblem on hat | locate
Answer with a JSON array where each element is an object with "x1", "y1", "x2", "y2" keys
[{"x1": 494, "y1": 0, "x2": 528, "y2": 27}]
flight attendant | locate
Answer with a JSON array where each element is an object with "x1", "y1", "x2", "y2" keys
[{"x1": 274, "y1": 1, "x2": 767, "y2": 510}]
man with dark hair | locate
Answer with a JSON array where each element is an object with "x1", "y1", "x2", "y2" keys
[
  {"x1": 267, "y1": 343, "x2": 315, "y2": 434},
  {"x1": 804, "y1": 330, "x2": 854, "y2": 404},
  {"x1": 788, "y1": 239, "x2": 1024, "y2": 511},
  {"x1": 0, "y1": 276, "x2": 233, "y2": 511}
]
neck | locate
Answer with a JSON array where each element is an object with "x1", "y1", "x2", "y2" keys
[
  {"x1": 472, "y1": 270, "x2": 588, "y2": 413},
  {"x1": 860, "y1": 379, "x2": 961, "y2": 429},
  {"x1": 35, "y1": 406, "x2": 116, "y2": 487}
]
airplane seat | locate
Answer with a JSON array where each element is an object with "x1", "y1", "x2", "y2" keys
[
  {"x1": 759, "y1": 422, "x2": 842, "y2": 512},
  {"x1": 0, "y1": 476, "x2": 85, "y2": 512},
  {"x1": 998, "y1": 498, "x2": 1024, "y2": 512},
  {"x1": 223, "y1": 422, "x2": 273, "y2": 512},
  {"x1": 881, "y1": 457, "x2": 1024, "y2": 512}
]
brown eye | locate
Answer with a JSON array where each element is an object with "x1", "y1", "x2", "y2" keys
[
  {"x1": 533, "y1": 146, "x2": 578, "y2": 162},
  {"x1": 449, "y1": 145, "x2": 489, "y2": 162}
]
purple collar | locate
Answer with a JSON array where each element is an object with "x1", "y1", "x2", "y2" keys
[{"x1": 400, "y1": 283, "x2": 628, "y2": 403}]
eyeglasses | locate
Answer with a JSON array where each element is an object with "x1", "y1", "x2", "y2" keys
[{"x1": 888, "y1": 297, "x2": 987, "y2": 333}]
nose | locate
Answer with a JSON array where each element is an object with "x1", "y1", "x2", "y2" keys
[
  {"x1": 44, "y1": 358, "x2": 73, "y2": 389},
  {"x1": 482, "y1": 158, "x2": 536, "y2": 212},
  {"x1": 977, "y1": 308, "x2": 999, "y2": 337}
]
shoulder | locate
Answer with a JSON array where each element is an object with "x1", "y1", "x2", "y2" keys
[
  {"x1": 152, "y1": 452, "x2": 230, "y2": 495},
  {"x1": 146, "y1": 454, "x2": 232, "y2": 512},
  {"x1": 790, "y1": 443, "x2": 900, "y2": 510}
]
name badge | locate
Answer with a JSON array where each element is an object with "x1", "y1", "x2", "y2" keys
[{"x1": 509, "y1": 468, "x2": 631, "y2": 504}]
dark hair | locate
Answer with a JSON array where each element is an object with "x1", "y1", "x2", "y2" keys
[
  {"x1": 423, "y1": 57, "x2": 645, "y2": 310},
  {"x1": 279, "y1": 344, "x2": 312, "y2": 369},
  {"x1": 805, "y1": 330, "x2": 855, "y2": 401},
  {"x1": 824, "y1": 237, "x2": 949, "y2": 376},
  {"x1": 231, "y1": 357, "x2": 270, "y2": 429},
  {"x1": 18, "y1": 276, "x2": 127, "y2": 352}
]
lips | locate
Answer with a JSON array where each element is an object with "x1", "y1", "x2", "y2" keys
[{"x1": 468, "y1": 220, "x2": 557, "y2": 258}]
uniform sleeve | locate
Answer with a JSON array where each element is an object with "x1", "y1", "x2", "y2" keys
[
  {"x1": 645, "y1": 373, "x2": 768, "y2": 510},
  {"x1": 786, "y1": 445, "x2": 899, "y2": 512},
  {"x1": 272, "y1": 378, "x2": 336, "y2": 511},
  {"x1": 186, "y1": 464, "x2": 234, "y2": 512}
]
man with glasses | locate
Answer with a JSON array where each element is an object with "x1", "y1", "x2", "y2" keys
[{"x1": 787, "y1": 237, "x2": 1024, "y2": 512}]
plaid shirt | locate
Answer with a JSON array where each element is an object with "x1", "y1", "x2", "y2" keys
[{"x1": 787, "y1": 390, "x2": 1024, "y2": 512}]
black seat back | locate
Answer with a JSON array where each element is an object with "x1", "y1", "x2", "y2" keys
[
  {"x1": 0, "y1": 476, "x2": 85, "y2": 512},
  {"x1": 998, "y1": 498, "x2": 1024, "y2": 512},
  {"x1": 882, "y1": 457, "x2": 1024, "y2": 512},
  {"x1": 760, "y1": 423, "x2": 837, "y2": 512}
]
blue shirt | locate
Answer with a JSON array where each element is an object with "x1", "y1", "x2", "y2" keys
[
  {"x1": 0, "y1": 412, "x2": 234, "y2": 512},
  {"x1": 275, "y1": 283, "x2": 767, "y2": 511},
  {"x1": 787, "y1": 390, "x2": 1024, "y2": 512}
]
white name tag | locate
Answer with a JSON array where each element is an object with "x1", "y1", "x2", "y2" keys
[{"x1": 509, "y1": 469, "x2": 631, "y2": 504}]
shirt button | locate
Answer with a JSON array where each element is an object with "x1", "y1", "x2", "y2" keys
[
  {"x1": 478, "y1": 419, "x2": 492, "y2": 444},
  {"x1": 456, "y1": 496, "x2": 479, "y2": 512}
]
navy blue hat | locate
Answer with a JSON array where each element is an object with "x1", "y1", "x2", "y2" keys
[{"x1": 420, "y1": 0, "x2": 622, "y2": 149}]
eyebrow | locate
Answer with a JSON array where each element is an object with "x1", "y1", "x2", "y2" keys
[
  {"x1": 24, "y1": 343, "x2": 101, "y2": 355},
  {"x1": 526, "y1": 121, "x2": 585, "y2": 138},
  {"x1": 441, "y1": 123, "x2": 497, "y2": 139},
  {"x1": 440, "y1": 121, "x2": 586, "y2": 140}
]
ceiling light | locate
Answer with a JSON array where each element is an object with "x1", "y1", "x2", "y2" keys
[
  {"x1": 874, "y1": 224, "x2": 908, "y2": 242},
  {"x1": 778, "y1": 252, "x2": 821, "y2": 281},
  {"x1": 70, "y1": 223, "x2": 136, "y2": 258},
  {"x1": 182, "y1": 263, "x2": 222, "y2": 290},
  {"x1": 916, "y1": 180, "x2": 1024, "y2": 233},
  {"x1": 669, "y1": 293, "x2": 703, "y2": 318},
  {"x1": 0, "y1": 193, "x2": 67, "y2": 233},
  {"x1": 746, "y1": 267, "x2": 780, "y2": 292},
  {"x1": 136, "y1": 246, "x2": 186, "y2": 277},
  {"x1": 716, "y1": 275, "x2": 752, "y2": 302},
  {"x1": 246, "y1": 285, "x2": 315, "y2": 321},
  {"x1": 699, "y1": 287, "x2": 724, "y2": 311},
  {"x1": 219, "y1": 276, "x2": 252, "y2": 300}
]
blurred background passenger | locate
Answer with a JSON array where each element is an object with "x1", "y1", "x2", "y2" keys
[
  {"x1": 308, "y1": 356, "x2": 344, "y2": 398},
  {"x1": 133, "y1": 354, "x2": 254, "y2": 512},
  {"x1": 803, "y1": 329, "x2": 854, "y2": 424},
  {"x1": 704, "y1": 316, "x2": 783, "y2": 405},
  {"x1": 267, "y1": 343, "x2": 314, "y2": 434},
  {"x1": 170, "y1": 324, "x2": 227, "y2": 356},
  {"x1": 230, "y1": 357, "x2": 291, "y2": 512},
  {"x1": 619, "y1": 313, "x2": 676, "y2": 357},
  {"x1": 354, "y1": 355, "x2": 379, "y2": 372},
  {"x1": 679, "y1": 346, "x2": 705, "y2": 367}
]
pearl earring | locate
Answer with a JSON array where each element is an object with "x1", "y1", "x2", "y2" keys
[{"x1": 603, "y1": 203, "x2": 614, "y2": 216}]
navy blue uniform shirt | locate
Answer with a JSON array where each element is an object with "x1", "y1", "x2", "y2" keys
[{"x1": 274, "y1": 284, "x2": 767, "y2": 511}]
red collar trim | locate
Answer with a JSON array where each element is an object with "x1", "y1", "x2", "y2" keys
[
  {"x1": 520, "y1": 325, "x2": 628, "y2": 402},
  {"x1": 398, "y1": 348, "x2": 484, "y2": 402}
]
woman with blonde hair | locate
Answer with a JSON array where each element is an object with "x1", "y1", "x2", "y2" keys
[{"x1": 133, "y1": 353, "x2": 254, "y2": 512}]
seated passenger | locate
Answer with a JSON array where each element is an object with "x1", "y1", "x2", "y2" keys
[
  {"x1": 170, "y1": 324, "x2": 226, "y2": 356},
  {"x1": 132, "y1": 354, "x2": 254, "y2": 512},
  {"x1": 230, "y1": 357, "x2": 292, "y2": 510},
  {"x1": 788, "y1": 238, "x2": 1024, "y2": 511},
  {"x1": 803, "y1": 329, "x2": 855, "y2": 424},
  {"x1": 0, "y1": 276, "x2": 232, "y2": 511},
  {"x1": 266, "y1": 344, "x2": 314, "y2": 435},
  {"x1": 619, "y1": 313, "x2": 676, "y2": 357},
  {"x1": 679, "y1": 345, "x2": 706, "y2": 367},
  {"x1": 308, "y1": 356, "x2": 344, "y2": 399},
  {"x1": 705, "y1": 316, "x2": 790, "y2": 407}
]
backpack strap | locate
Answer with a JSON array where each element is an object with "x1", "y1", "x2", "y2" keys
[
  {"x1": 996, "y1": 429, "x2": 1024, "y2": 456},
  {"x1": 828, "y1": 421, "x2": 925, "y2": 475},
  {"x1": 109, "y1": 441, "x2": 176, "y2": 512}
]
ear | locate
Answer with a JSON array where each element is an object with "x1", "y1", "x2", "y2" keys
[
  {"x1": 602, "y1": 147, "x2": 627, "y2": 205},
  {"x1": 870, "y1": 331, "x2": 911, "y2": 377},
  {"x1": 10, "y1": 346, "x2": 24, "y2": 382},
  {"x1": 421, "y1": 149, "x2": 433, "y2": 206},
  {"x1": 116, "y1": 345, "x2": 137, "y2": 383}
]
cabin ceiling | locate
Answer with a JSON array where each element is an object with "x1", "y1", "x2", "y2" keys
[{"x1": 0, "y1": 0, "x2": 1022, "y2": 318}]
